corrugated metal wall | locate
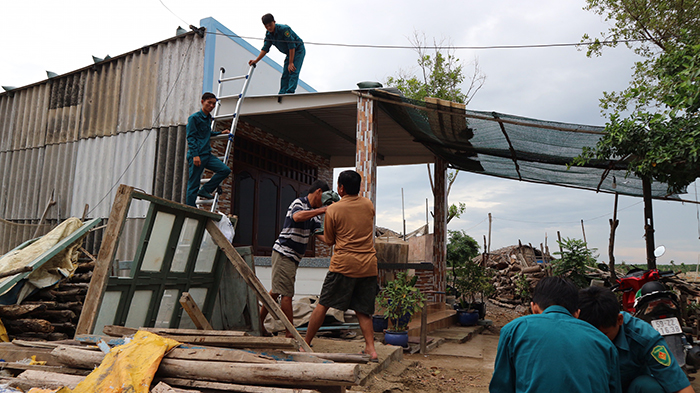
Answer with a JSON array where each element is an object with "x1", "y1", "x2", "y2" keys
[
  {"x1": 154, "y1": 125, "x2": 188, "y2": 204},
  {"x1": 0, "y1": 32, "x2": 205, "y2": 252},
  {"x1": 70, "y1": 130, "x2": 156, "y2": 219}
]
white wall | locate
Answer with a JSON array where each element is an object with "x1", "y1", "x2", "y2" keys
[{"x1": 256, "y1": 266, "x2": 328, "y2": 300}]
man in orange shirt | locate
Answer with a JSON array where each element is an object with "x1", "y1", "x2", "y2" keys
[{"x1": 304, "y1": 170, "x2": 379, "y2": 362}]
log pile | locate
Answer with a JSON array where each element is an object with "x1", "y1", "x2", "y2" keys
[
  {"x1": 0, "y1": 326, "x2": 366, "y2": 393},
  {"x1": 475, "y1": 245, "x2": 550, "y2": 306},
  {"x1": 0, "y1": 258, "x2": 94, "y2": 341}
]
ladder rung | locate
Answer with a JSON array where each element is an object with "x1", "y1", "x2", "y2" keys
[
  {"x1": 200, "y1": 178, "x2": 210, "y2": 184},
  {"x1": 219, "y1": 75, "x2": 248, "y2": 83},
  {"x1": 216, "y1": 94, "x2": 242, "y2": 100},
  {"x1": 196, "y1": 198, "x2": 214, "y2": 205},
  {"x1": 213, "y1": 114, "x2": 234, "y2": 120}
]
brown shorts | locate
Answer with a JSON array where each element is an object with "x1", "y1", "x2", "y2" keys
[
  {"x1": 318, "y1": 272, "x2": 379, "y2": 316},
  {"x1": 270, "y1": 251, "x2": 298, "y2": 298}
]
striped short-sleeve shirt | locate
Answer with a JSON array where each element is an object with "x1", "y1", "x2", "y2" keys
[{"x1": 272, "y1": 196, "x2": 322, "y2": 263}]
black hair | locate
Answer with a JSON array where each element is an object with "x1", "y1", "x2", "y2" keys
[
  {"x1": 578, "y1": 286, "x2": 620, "y2": 328},
  {"x1": 201, "y1": 92, "x2": 216, "y2": 101},
  {"x1": 531, "y1": 276, "x2": 579, "y2": 314},
  {"x1": 262, "y1": 13, "x2": 275, "y2": 25},
  {"x1": 308, "y1": 180, "x2": 330, "y2": 194},
  {"x1": 338, "y1": 170, "x2": 361, "y2": 195}
]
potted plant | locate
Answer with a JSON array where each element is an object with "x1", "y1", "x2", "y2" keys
[
  {"x1": 376, "y1": 272, "x2": 426, "y2": 348},
  {"x1": 453, "y1": 262, "x2": 492, "y2": 325}
]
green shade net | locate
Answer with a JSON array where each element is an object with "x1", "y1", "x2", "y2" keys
[{"x1": 371, "y1": 90, "x2": 682, "y2": 200}]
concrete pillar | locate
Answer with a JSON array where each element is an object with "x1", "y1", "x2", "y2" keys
[
  {"x1": 431, "y1": 157, "x2": 447, "y2": 302},
  {"x1": 355, "y1": 96, "x2": 378, "y2": 206}
]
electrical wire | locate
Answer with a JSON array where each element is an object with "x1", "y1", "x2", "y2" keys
[
  {"x1": 493, "y1": 200, "x2": 643, "y2": 225},
  {"x1": 87, "y1": 38, "x2": 195, "y2": 216},
  {"x1": 156, "y1": 0, "x2": 191, "y2": 27},
  {"x1": 205, "y1": 30, "x2": 647, "y2": 51}
]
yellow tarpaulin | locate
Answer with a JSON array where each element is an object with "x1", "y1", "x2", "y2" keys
[{"x1": 71, "y1": 331, "x2": 180, "y2": 393}]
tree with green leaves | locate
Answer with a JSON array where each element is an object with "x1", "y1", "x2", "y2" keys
[
  {"x1": 574, "y1": 1, "x2": 700, "y2": 268},
  {"x1": 575, "y1": 0, "x2": 700, "y2": 193},
  {"x1": 388, "y1": 32, "x2": 485, "y2": 226},
  {"x1": 386, "y1": 31, "x2": 485, "y2": 105},
  {"x1": 446, "y1": 230, "x2": 481, "y2": 296}
]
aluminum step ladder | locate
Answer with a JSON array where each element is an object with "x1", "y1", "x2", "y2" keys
[{"x1": 196, "y1": 64, "x2": 255, "y2": 212}]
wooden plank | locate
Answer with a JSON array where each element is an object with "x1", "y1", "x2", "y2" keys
[
  {"x1": 75, "y1": 184, "x2": 134, "y2": 336},
  {"x1": 179, "y1": 292, "x2": 214, "y2": 330},
  {"x1": 17, "y1": 369, "x2": 85, "y2": 389},
  {"x1": 52, "y1": 346, "x2": 360, "y2": 386},
  {"x1": 131, "y1": 190, "x2": 221, "y2": 221},
  {"x1": 1, "y1": 362, "x2": 90, "y2": 376},
  {"x1": 0, "y1": 217, "x2": 101, "y2": 295},
  {"x1": 158, "y1": 377, "x2": 321, "y2": 393},
  {"x1": 282, "y1": 352, "x2": 370, "y2": 364},
  {"x1": 77, "y1": 333, "x2": 296, "y2": 350},
  {"x1": 168, "y1": 346, "x2": 276, "y2": 364},
  {"x1": 205, "y1": 219, "x2": 313, "y2": 353},
  {"x1": 103, "y1": 325, "x2": 248, "y2": 337}
]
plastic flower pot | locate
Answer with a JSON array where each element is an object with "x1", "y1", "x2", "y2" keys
[
  {"x1": 457, "y1": 310, "x2": 479, "y2": 326},
  {"x1": 384, "y1": 330, "x2": 409, "y2": 348},
  {"x1": 372, "y1": 315, "x2": 388, "y2": 332}
]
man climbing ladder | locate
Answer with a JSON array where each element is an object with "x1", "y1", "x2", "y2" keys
[{"x1": 186, "y1": 92, "x2": 231, "y2": 207}]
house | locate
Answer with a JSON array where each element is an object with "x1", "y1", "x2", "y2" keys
[{"x1": 0, "y1": 17, "x2": 452, "y2": 303}]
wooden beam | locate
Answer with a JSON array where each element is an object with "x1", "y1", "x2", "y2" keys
[
  {"x1": 205, "y1": 219, "x2": 313, "y2": 353},
  {"x1": 52, "y1": 346, "x2": 359, "y2": 386},
  {"x1": 131, "y1": 190, "x2": 222, "y2": 220},
  {"x1": 75, "y1": 184, "x2": 134, "y2": 336},
  {"x1": 77, "y1": 333, "x2": 296, "y2": 350},
  {"x1": 16, "y1": 369, "x2": 85, "y2": 389},
  {"x1": 282, "y1": 352, "x2": 370, "y2": 364},
  {"x1": 158, "y1": 377, "x2": 321, "y2": 393},
  {"x1": 151, "y1": 381, "x2": 201, "y2": 393},
  {"x1": 179, "y1": 292, "x2": 214, "y2": 330},
  {"x1": 103, "y1": 325, "x2": 247, "y2": 337}
]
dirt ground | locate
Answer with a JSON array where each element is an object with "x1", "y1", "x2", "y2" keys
[{"x1": 351, "y1": 301, "x2": 527, "y2": 393}]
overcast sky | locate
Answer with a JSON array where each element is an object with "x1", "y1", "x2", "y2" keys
[{"x1": 3, "y1": 0, "x2": 699, "y2": 266}]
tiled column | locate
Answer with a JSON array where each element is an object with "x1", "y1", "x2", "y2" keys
[{"x1": 355, "y1": 96, "x2": 378, "y2": 207}]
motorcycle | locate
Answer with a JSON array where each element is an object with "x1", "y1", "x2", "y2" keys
[{"x1": 613, "y1": 246, "x2": 700, "y2": 370}]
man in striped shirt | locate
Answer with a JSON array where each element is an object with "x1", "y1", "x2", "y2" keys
[{"x1": 260, "y1": 180, "x2": 330, "y2": 337}]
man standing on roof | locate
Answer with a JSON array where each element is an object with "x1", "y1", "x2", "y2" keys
[
  {"x1": 248, "y1": 13, "x2": 305, "y2": 94},
  {"x1": 186, "y1": 92, "x2": 231, "y2": 207}
]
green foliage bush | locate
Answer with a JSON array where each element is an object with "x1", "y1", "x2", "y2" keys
[
  {"x1": 552, "y1": 237, "x2": 598, "y2": 288},
  {"x1": 377, "y1": 272, "x2": 426, "y2": 332}
]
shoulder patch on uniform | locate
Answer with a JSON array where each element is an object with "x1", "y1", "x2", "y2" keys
[
  {"x1": 651, "y1": 345, "x2": 672, "y2": 367},
  {"x1": 285, "y1": 31, "x2": 290, "y2": 37}
]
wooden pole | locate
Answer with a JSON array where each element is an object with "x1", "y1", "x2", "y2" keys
[
  {"x1": 402, "y1": 188, "x2": 406, "y2": 241},
  {"x1": 608, "y1": 193, "x2": 620, "y2": 283},
  {"x1": 51, "y1": 346, "x2": 358, "y2": 386},
  {"x1": 580, "y1": 219, "x2": 587, "y2": 245},
  {"x1": 487, "y1": 213, "x2": 492, "y2": 254},
  {"x1": 75, "y1": 185, "x2": 134, "y2": 336},
  {"x1": 419, "y1": 302, "x2": 428, "y2": 355},
  {"x1": 557, "y1": 231, "x2": 563, "y2": 254},
  {"x1": 642, "y1": 178, "x2": 657, "y2": 269},
  {"x1": 206, "y1": 220, "x2": 313, "y2": 353}
]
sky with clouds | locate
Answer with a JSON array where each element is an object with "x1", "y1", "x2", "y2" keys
[{"x1": 3, "y1": 0, "x2": 699, "y2": 266}]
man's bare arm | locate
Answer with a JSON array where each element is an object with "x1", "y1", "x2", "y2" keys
[{"x1": 292, "y1": 206, "x2": 327, "y2": 222}]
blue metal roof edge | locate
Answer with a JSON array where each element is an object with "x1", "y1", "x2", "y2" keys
[{"x1": 199, "y1": 17, "x2": 316, "y2": 94}]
